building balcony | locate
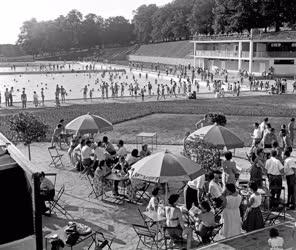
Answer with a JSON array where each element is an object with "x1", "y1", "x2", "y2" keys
[
  {"x1": 195, "y1": 50, "x2": 250, "y2": 58},
  {"x1": 254, "y1": 51, "x2": 296, "y2": 58}
]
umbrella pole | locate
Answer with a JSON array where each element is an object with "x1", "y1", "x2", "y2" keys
[{"x1": 165, "y1": 183, "x2": 168, "y2": 205}]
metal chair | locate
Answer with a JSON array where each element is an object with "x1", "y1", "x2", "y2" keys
[
  {"x1": 135, "y1": 182, "x2": 151, "y2": 203},
  {"x1": 48, "y1": 146, "x2": 64, "y2": 168},
  {"x1": 48, "y1": 184, "x2": 73, "y2": 219},
  {"x1": 95, "y1": 231, "x2": 114, "y2": 250},
  {"x1": 132, "y1": 224, "x2": 158, "y2": 249},
  {"x1": 87, "y1": 175, "x2": 99, "y2": 199}
]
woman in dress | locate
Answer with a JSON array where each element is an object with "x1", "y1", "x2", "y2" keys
[
  {"x1": 242, "y1": 181, "x2": 264, "y2": 232},
  {"x1": 221, "y1": 183, "x2": 242, "y2": 238},
  {"x1": 221, "y1": 151, "x2": 240, "y2": 187}
]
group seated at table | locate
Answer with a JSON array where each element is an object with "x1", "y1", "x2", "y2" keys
[{"x1": 67, "y1": 135, "x2": 151, "y2": 200}]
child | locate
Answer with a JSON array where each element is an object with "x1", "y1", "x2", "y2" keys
[
  {"x1": 146, "y1": 187, "x2": 160, "y2": 212},
  {"x1": 268, "y1": 228, "x2": 284, "y2": 250}
]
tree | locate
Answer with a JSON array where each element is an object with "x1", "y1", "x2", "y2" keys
[
  {"x1": 188, "y1": 0, "x2": 215, "y2": 35},
  {"x1": 9, "y1": 112, "x2": 48, "y2": 161},
  {"x1": 184, "y1": 137, "x2": 221, "y2": 170},
  {"x1": 132, "y1": 4, "x2": 158, "y2": 43},
  {"x1": 104, "y1": 16, "x2": 134, "y2": 45},
  {"x1": 206, "y1": 112, "x2": 227, "y2": 126}
]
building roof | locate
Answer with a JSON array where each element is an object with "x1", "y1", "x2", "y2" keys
[{"x1": 193, "y1": 30, "x2": 296, "y2": 42}]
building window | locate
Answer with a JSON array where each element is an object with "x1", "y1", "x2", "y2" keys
[
  {"x1": 274, "y1": 60, "x2": 294, "y2": 65},
  {"x1": 270, "y1": 43, "x2": 281, "y2": 47}
]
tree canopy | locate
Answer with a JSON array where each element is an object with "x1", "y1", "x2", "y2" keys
[{"x1": 16, "y1": 1, "x2": 296, "y2": 55}]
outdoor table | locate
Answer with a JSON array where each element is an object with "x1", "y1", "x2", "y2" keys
[
  {"x1": 102, "y1": 173, "x2": 129, "y2": 204},
  {"x1": 136, "y1": 132, "x2": 157, "y2": 151},
  {"x1": 143, "y1": 210, "x2": 166, "y2": 249},
  {"x1": 59, "y1": 133, "x2": 73, "y2": 148},
  {"x1": 44, "y1": 226, "x2": 97, "y2": 250}
]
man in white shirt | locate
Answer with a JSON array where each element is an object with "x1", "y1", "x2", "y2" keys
[
  {"x1": 265, "y1": 150, "x2": 284, "y2": 208},
  {"x1": 252, "y1": 122, "x2": 262, "y2": 145},
  {"x1": 259, "y1": 117, "x2": 268, "y2": 136},
  {"x1": 283, "y1": 150, "x2": 296, "y2": 209},
  {"x1": 117, "y1": 140, "x2": 128, "y2": 158},
  {"x1": 184, "y1": 174, "x2": 205, "y2": 210},
  {"x1": 208, "y1": 170, "x2": 223, "y2": 208}
]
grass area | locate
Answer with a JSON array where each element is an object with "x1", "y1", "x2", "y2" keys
[
  {"x1": 111, "y1": 114, "x2": 291, "y2": 146},
  {"x1": 0, "y1": 94, "x2": 296, "y2": 143}
]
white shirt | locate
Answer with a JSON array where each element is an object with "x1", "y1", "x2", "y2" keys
[
  {"x1": 253, "y1": 128, "x2": 261, "y2": 139},
  {"x1": 81, "y1": 145, "x2": 93, "y2": 160},
  {"x1": 117, "y1": 146, "x2": 128, "y2": 157},
  {"x1": 259, "y1": 122, "x2": 266, "y2": 134},
  {"x1": 94, "y1": 147, "x2": 107, "y2": 162},
  {"x1": 209, "y1": 180, "x2": 222, "y2": 198},
  {"x1": 250, "y1": 193, "x2": 261, "y2": 208},
  {"x1": 187, "y1": 175, "x2": 205, "y2": 190},
  {"x1": 284, "y1": 157, "x2": 296, "y2": 176},
  {"x1": 268, "y1": 236, "x2": 284, "y2": 250},
  {"x1": 265, "y1": 157, "x2": 284, "y2": 175}
]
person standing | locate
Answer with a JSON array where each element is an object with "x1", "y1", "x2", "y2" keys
[
  {"x1": 208, "y1": 170, "x2": 224, "y2": 208},
  {"x1": 41, "y1": 88, "x2": 45, "y2": 106},
  {"x1": 242, "y1": 182, "x2": 264, "y2": 232},
  {"x1": 265, "y1": 150, "x2": 284, "y2": 208},
  {"x1": 288, "y1": 118, "x2": 295, "y2": 147},
  {"x1": 259, "y1": 117, "x2": 269, "y2": 137},
  {"x1": 221, "y1": 183, "x2": 242, "y2": 238},
  {"x1": 250, "y1": 148, "x2": 265, "y2": 188},
  {"x1": 283, "y1": 150, "x2": 296, "y2": 209},
  {"x1": 33, "y1": 91, "x2": 39, "y2": 108},
  {"x1": 184, "y1": 174, "x2": 206, "y2": 210},
  {"x1": 221, "y1": 151, "x2": 240, "y2": 186},
  {"x1": 21, "y1": 91, "x2": 27, "y2": 109},
  {"x1": 9, "y1": 87, "x2": 13, "y2": 106},
  {"x1": 4, "y1": 88, "x2": 9, "y2": 107}
]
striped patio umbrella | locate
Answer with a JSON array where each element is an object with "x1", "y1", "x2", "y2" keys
[
  {"x1": 131, "y1": 150, "x2": 204, "y2": 184},
  {"x1": 65, "y1": 113, "x2": 113, "y2": 135},
  {"x1": 186, "y1": 124, "x2": 244, "y2": 150}
]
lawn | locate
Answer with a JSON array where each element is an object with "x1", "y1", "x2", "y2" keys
[
  {"x1": 0, "y1": 94, "x2": 296, "y2": 143},
  {"x1": 110, "y1": 113, "x2": 291, "y2": 146}
]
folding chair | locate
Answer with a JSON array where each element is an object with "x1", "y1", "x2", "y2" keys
[
  {"x1": 48, "y1": 184, "x2": 73, "y2": 219},
  {"x1": 48, "y1": 146, "x2": 64, "y2": 168},
  {"x1": 87, "y1": 175, "x2": 99, "y2": 199},
  {"x1": 196, "y1": 223, "x2": 223, "y2": 245},
  {"x1": 138, "y1": 208, "x2": 154, "y2": 228},
  {"x1": 132, "y1": 224, "x2": 158, "y2": 249},
  {"x1": 135, "y1": 182, "x2": 151, "y2": 202},
  {"x1": 163, "y1": 226, "x2": 186, "y2": 250},
  {"x1": 262, "y1": 204, "x2": 286, "y2": 226},
  {"x1": 96, "y1": 231, "x2": 114, "y2": 250}
]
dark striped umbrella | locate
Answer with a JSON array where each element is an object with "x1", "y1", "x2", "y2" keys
[{"x1": 131, "y1": 150, "x2": 204, "y2": 184}]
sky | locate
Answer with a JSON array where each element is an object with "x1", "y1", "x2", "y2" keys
[{"x1": 0, "y1": 0, "x2": 172, "y2": 44}]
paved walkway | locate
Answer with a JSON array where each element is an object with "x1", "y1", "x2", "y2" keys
[{"x1": 15, "y1": 142, "x2": 296, "y2": 249}]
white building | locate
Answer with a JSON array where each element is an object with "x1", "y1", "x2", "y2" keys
[{"x1": 192, "y1": 30, "x2": 296, "y2": 76}]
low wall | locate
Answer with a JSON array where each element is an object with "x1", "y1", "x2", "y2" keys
[{"x1": 129, "y1": 55, "x2": 193, "y2": 66}]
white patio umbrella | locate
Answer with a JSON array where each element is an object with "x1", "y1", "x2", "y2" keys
[{"x1": 65, "y1": 113, "x2": 113, "y2": 135}]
